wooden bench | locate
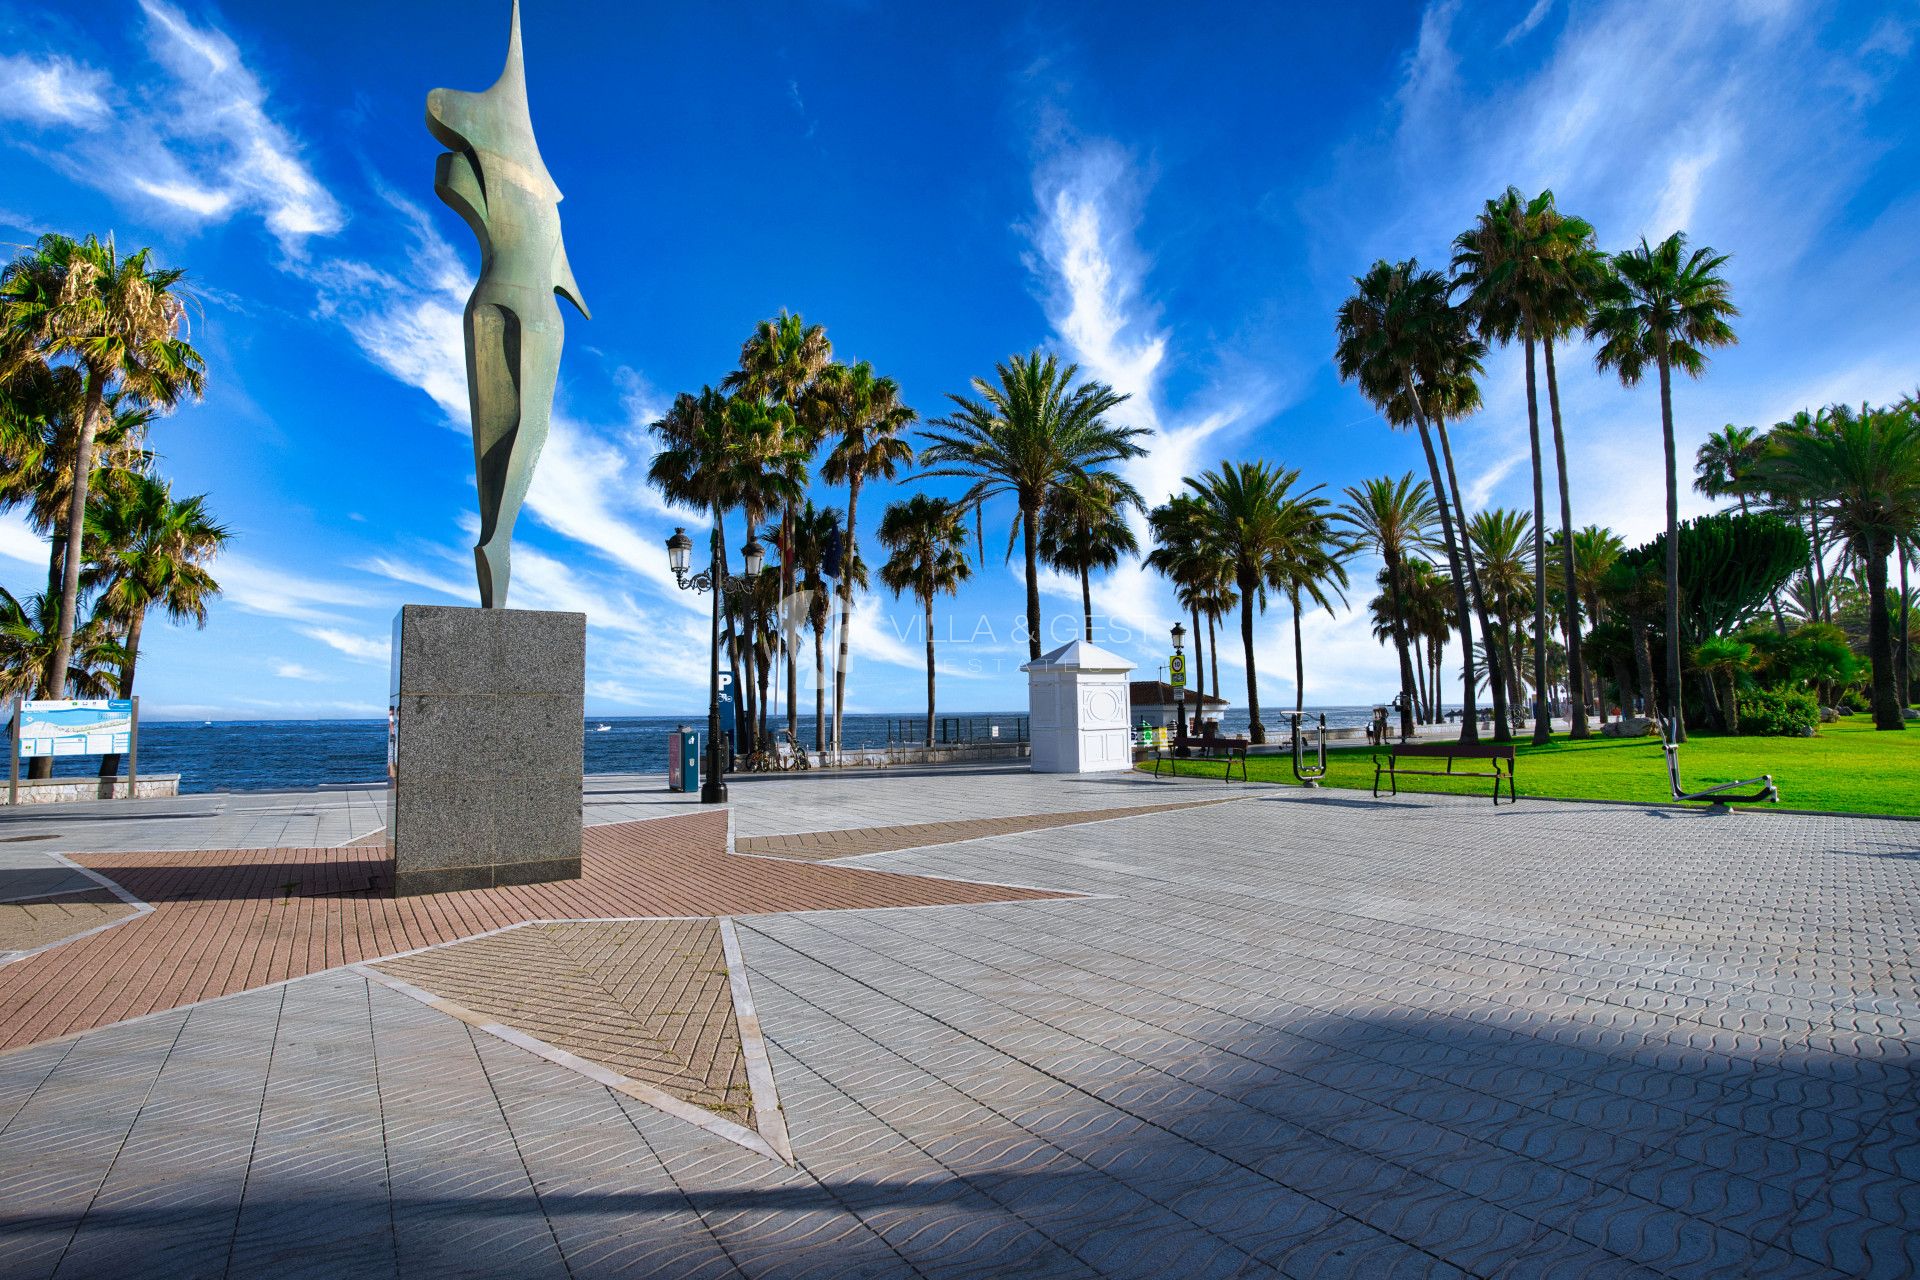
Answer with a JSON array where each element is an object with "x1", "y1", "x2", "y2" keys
[
  {"x1": 1373, "y1": 741, "x2": 1517, "y2": 805},
  {"x1": 1151, "y1": 725, "x2": 1249, "y2": 782}
]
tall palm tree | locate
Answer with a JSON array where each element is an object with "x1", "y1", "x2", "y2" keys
[
  {"x1": 1587, "y1": 232, "x2": 1739, "y2": 740},
  {"x1": 1454, "y1": 188, "x2": 1602, "y2": 741},
  {"x1": 876, "y1": 496, "x2": 972, "y2": 750},
  {"x1": 1147, "y1": 494, "x2": 1216, "y2": 706},
  {"x1": 922, "y1": 352, "x2": 1143, "y2": 660},
  {"x1": 1769, "y1": 407, "x2": 1838, "y2": 623},
  {"x1": 1467, "y1": 508, "x2": 1534, "y2": 713},
  {"x1": 1762, "y1": 403, "x2": 1920, "y2": 729},
  {"x1": 83, "y1": 474, "x2": 226, "y2": 775},
  {"x1": 1401, "y1": 559, "x2": 1455, "y2": 721},
  {"x1": 0, "y1": 233, "x2": 204, "y2": 703},
  {"x1": 725, "y1": 311, "x2": 831, "y2": 741},
  {"x1": 1280, "y1": 507, "x2": 1350, "y2": 722},
  {"x1": 648, "y1": 386, "x2": 761, "y2": 754},
  {"x1": 1562, "y1": 524, "x2": 1625, "y2": 720},
  {"x1": 1040, "y1": 470, "x2": 1143, "y2": 641},
  {"x1": 1337, "y1": 472, "x2": 1438, "y2": 737},
  {"x1": 1184, "y1": 461, "x2": 1318, "y2": 744},
  {"x1": 1336, "y1": 259, "x2": 1506, "y2": 741},
  {"x1": 813, "y1": 360, "x2": 915, "y2": 758}
]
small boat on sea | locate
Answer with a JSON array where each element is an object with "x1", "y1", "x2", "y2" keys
[{"x1": 593, "y1": 723, "x2": 612, "y2": 732}]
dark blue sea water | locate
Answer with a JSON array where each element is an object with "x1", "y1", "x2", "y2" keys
[{"x1": 41, "y1": 706, "x2": 1384, "y2": 794}]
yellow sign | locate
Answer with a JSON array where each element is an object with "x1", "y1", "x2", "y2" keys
[{"x1": 1168, "y1": 653, "x2": 1186, "y2": 689}]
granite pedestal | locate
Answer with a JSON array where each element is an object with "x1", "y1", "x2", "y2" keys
[{"x1": 389, "y1": 604, "x2": 585, "y2": 896}]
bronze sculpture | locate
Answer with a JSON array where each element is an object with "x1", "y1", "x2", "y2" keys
[{"x1": 426, "y1": 0, "x2": 588, "y2": 608}]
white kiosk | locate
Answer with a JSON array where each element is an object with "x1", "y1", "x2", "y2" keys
[{"x1": 1022, "y1": 639, "x2": 1135, "y2": 773}]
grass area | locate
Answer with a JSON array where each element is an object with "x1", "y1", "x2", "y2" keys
[{"x1": 1143, "y1": 717, "x2": 1920, "y2": 817}]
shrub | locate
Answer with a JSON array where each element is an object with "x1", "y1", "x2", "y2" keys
[
  {"x1": 1840, "y1": 688, "x2": 1871, "y2": 714},
  {"x1": 1737, "y1": 688, "x2": 1819, "y2": 737}
]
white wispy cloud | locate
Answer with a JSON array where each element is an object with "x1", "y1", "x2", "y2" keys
[
  {"x1": 0, "y1": 510, "x2": 48, "y2": 569},
  {"x1": 300, "y1": 627, "x2": 388, "y2": 664},
  {"x1": 0, "y1": 52, "x2": 113, "y2": 127},
  {"x1": 273, "y1": 661, "x2": 326, "y2": 681},
  {"x1": 217, "y1": 554, "x2": 378, "y2": 623}
]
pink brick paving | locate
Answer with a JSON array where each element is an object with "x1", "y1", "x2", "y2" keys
[{"x1": 0, "y1": 811, "x2": 1069, "y2": 1053}]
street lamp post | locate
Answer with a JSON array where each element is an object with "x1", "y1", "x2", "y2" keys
[
  {"x1": 667, "y1": 526, "x2": 729, "y2": 804},
  {"x1": 1171, "y1": 622, "x2": 1190, "y2": 758}
]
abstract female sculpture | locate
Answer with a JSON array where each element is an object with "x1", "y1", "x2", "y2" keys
[{"x1": 426, "y1": 0, "x2": 588, "y2": 607}]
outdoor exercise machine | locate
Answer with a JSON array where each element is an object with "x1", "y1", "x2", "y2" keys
[
  {"x1": 1661, "y1": 718, "x2": 1778, "y2": 813},
  {"x1": 1291, "y1": 712, "x2": 1328, "y2": 788}
]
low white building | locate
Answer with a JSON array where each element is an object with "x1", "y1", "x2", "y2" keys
[
  {"x1": 1022, "y1": 640, "x2": 1135, "y2": 774},
  {"x1": 1127, "y1": 680, "x2": 1228, "y2": 732}
]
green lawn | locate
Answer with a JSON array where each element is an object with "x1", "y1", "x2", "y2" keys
[{"x1": 1143, "y1": 717, "x2": 1920, "y2": 817}]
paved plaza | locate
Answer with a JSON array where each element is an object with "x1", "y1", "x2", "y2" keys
[{"x1": 1, "y1": 766, "x2": 1917, "y2": 1278}]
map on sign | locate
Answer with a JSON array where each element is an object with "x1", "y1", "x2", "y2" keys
[
  {"x1": 1168, "y1": 653, "x2": 1187, "y2": 689},
  {"x1": 15, "y1": 699, "x2": 133, "y2": 758}
]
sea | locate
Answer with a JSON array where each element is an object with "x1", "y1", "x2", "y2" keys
[{"x1": 38, "y1": 706, "x2": 1388, "y2": 795}]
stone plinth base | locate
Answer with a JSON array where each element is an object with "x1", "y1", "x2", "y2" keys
[
  {"x1": 389, "y1": 604, "x2": 584, "y2": 897},
  {"x1": 1, "y1": 774, "x2": 181, "y2": 805}
]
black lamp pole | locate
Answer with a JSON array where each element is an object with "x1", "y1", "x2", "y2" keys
[
  {"x1": 667, "y1": 525, "x2": 728, "y2": 804},
  {"x1": 1172, "y1": 622, "x2": 1190, "y2": 757}
]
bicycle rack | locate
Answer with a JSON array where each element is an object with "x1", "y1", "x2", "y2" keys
[
  {"x1": 1661, "y1": 718, "x2": 1777, "y2": 812},
  {"x1": 1292, "y1": 713, "x2": 1328, "y2": 787}
]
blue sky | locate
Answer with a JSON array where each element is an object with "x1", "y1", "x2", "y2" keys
[{"x1": 1, "y1": 0, "x2": 1915, "y2": 720}]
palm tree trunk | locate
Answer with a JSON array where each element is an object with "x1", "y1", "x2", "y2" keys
[
  {"x1": 1542, "y1": 333, "x2": 1584, "y2": 740},
  {"x1": 1657, "y1": 354, "x2": 1685, "y2": 742},
  {"x1": 1725, "y1": 670, "x2": 1740, "y2": 734},
  {"x1": 1190, "y1": 603, "x2": 1206, "y2": 706},
  {"x1": 1867, "y1": 533, "x2": 1904, "y2": 730},
  {"x1": 1404, "y1": 396, "x2": 1480, "y2": 742},
  {"x1": 1524, "y1": 330, "x2": 1551, "y2": 742},
  {"x1": 833, "y1": 477, "x2": 861, "y2": 760},
  {"x1": 1080, "y1": 567, "x2": 1094, "y2": 642},
  {"x1": 813, "y1": 621, "x2": 826, "y2": 752},
  {"x1": 783, "y1": 507, "x2": 797, "y2": 740},
  {"x1": 923, "y1": 591, "x2": 937, "y2": 750},
  {"x1": 1386, "y1": 555, "x2": 1416, "y2": 738},
  {"x1": 1289, "y1": 588, "x2": 1306, "y2": 720},
  {"x1": 1411, "y1": 632, "x2": 1429, "y2": 726},
  {"x1": 1898, "y1": 542, "x2": 1911, "y2": 710},
  {"x1": 1206, "y1": 611, "x2": 1220, "y2": 708},
  {"x1": 1022, "y1": 500, "x2": 1043, "y2": 659},
  {"x1": 1434, "y1": 417, "x2": 1513, "y2": 741},
  {"x1": 48, "y1": 370, "x2": 102, "y2": 698},
  {"x1": 1808, "y1": 509, "x2": 1830, "y2": 624},
  {"x1": 1238, "y1": 577, "x2": 1263, "y2": 744}
]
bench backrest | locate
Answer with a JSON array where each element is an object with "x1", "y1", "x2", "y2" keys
[{"x1": 1388, "y1": 742, "x2": 1515, "y2": 762}]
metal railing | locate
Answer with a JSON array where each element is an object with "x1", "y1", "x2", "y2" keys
[{"x1": 884, "y1": 715, "x2": 1029, "y2": 746}]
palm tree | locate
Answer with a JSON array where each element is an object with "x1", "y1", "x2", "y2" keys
[
  {"x1": 1401, "y1": 559, "x2": 1455, "y2": 721},
  {"x1": 1769, "y1": 408, "x2": 1838, "y2": 623},
  {"x1": 1337, "y1": 473, "x2": 1438, "y2": 737},
  {"x1": 0, "y1": 589, "x2": 126, "y2": 702},
  {"x1": 1696, "y1": 423, "x2": 1784, "y2": 632},
  {"x1": 813, "y1": 360, "x2": 915, "y2": 758},
  {"x1": 0, "y1": 365, "x2": 156, "y2": 608},
  {"x1": 1563, "y1": 524, "x2": 1625, "y2": 720},
  {"x1": 921, "y1": 351, "x2": 1144, "y2": 661},
  {"x1": 876, "y1": 496, "x2": 972, "y2": 750},
  {"x1": 1336, "y1": 259, "x2": 1505, "y2": 741},
  {"x1": 1454, "y1": 188, "x2": 1603, "y2": 741},
  {"x1": 1693, "y1": 637, "x2": 1754, "y2": 733},
  {"x1": 1184, "y1": 461, "x2": 1319, "y2": 744},
  {"x1": 83, "y1": 474, "x2": 226, "y2": 775},
  {"x1": 1587, "y1": 232, "x2": 1739, "y2": 740},
  {"x1": 725, "y1": 311, "x2": 831, "y2": 741},
  {"x1": 1279, "y1": 507, "x2": 1350, "y2": 722},
  {"x1": 1762, "y1": 402, "x2": 1920, "y2": 729},
  {"x1": 1040, "y1": 470, "x2": 1143, "y2": 641},
  {"x1": 1467, "y1": 508, "x2": 1535, "y2": 714},
  {"x1": 1147, "y1": 494, "x2": 1217, "y2": 706},
  {"x1": 0, "y1": 233, "x2": 204, "y2": 704}
]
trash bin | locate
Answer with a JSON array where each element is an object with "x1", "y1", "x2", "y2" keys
[{"x1": 667, "y1": 726, "x2": 700, "y2": 793}]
